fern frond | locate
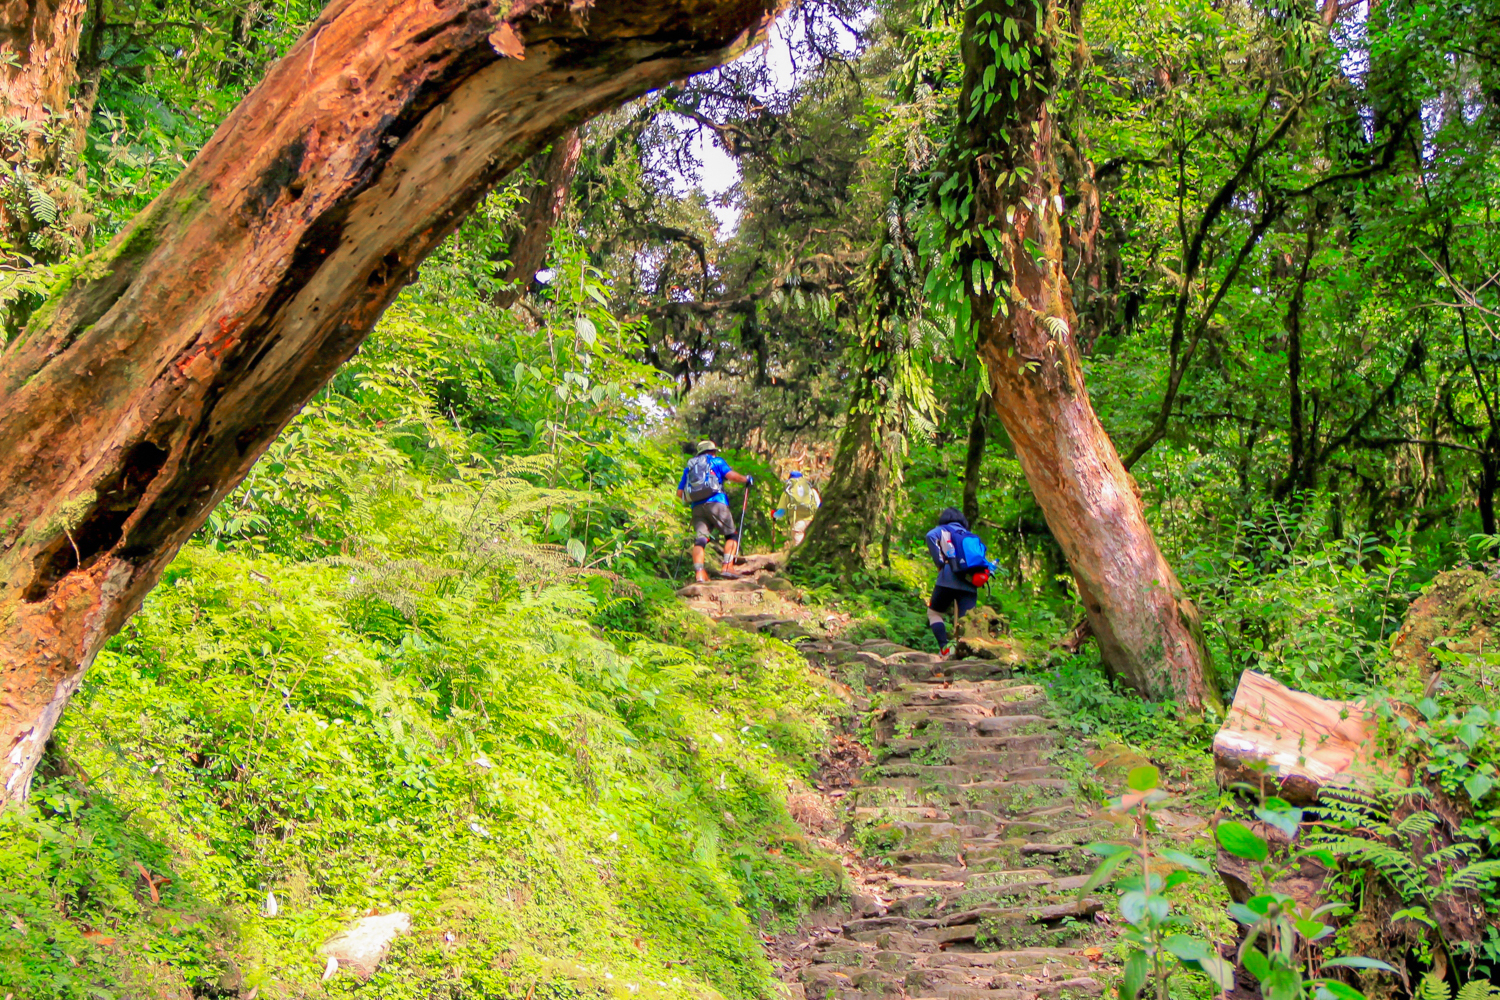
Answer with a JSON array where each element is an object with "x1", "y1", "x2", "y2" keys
[
  {"x1": 1440, "y1": 859, "x2": 1500, "y2": 894},
  {"x1": 1426, "y1": 843, "x2": 1479, "y2": 866},
  {"x1": 1457, "y1": 981, "x2": 1500, "y2": 1000},
  {"x1": 1396, "y1": 811, "x2": 1440, "y2": 838},
  {"x1": 1308, "y1": 834, "x2": 1432, "y2": 901},
  {"x1": 1418, "y1": 974, "x2": 1451, "y2": 1000},
  {"x1": 25, "y1": 180, "x2": 57, "y2": 224}
]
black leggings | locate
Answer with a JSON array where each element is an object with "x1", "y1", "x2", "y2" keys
[
  {"x1": 928, "y1": 585, "x2": 977, "y2": 650},
  {"x1": 929, "y1": 585, "x2": 978, "y2": 618}
]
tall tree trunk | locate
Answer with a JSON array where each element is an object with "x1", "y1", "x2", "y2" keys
[
  {"x1": 1276, "y1": 223, "x2": 1320, "y2": 503},
  {"x1": 0, "y1": 0, "x2": 783, "y2": 801},
  {"x1": 947, "y1": 0, "x2": 1219, "y2": 708},
  {"x1": 962, "y1": 393, "x2": 988, "y2": 525},
  {"x1": 0, "y1": 0, "x2": 101, "y2": 264},
  {"x1": 1481, "y1": 431, "x2": 1499, "y2": 545},
  {"x1": 493, "y1": 126, "x2": 583, "y2": 309},
  {"x1": 792, "y1": 356, "x2": 905, "y2": 575}
]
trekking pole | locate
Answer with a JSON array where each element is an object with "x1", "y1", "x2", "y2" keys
[{"x1": 733, "y1": 480, "x2": 752, "y2": 568}]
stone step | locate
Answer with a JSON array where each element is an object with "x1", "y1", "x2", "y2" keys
[
  {"x1": 897, "y1": 659, "x2": 1016, "y2": 681},
  {"x1": 882, "y1": 733, "x2": 1057, "y2": 756},
  {"x1": 865, "y1": 763, "x2": 1063, "y2": 785},
  {"x1": 843, "y1": 897, "x2": 1102, "y2": 942}
]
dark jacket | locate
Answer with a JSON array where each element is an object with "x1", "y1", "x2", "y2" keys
[{"x1": 925, "y1": 508, "x2": 976, "y2": 593}]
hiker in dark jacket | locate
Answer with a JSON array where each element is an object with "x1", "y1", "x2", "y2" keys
[
  {"x1": 924, "y1": 507, "x2": 979, "y2": 658},
  {"x1": 677, "y1": 440, "x2": 753, "y2": 582}
]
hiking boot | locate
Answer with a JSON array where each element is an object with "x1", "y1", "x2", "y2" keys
[
  {"x1": 695, "y1": 565, "x2": 709, "y2": 583},
  {"x1": 720, "y1": 569, "x2": 742, "y2": 580},
  {"x1": 940, "y1": 645, "x2": 954, "y2": 660}
]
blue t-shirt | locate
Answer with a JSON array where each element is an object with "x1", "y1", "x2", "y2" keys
[{"x1": 679, "y1": 455, "x2": 732, "y2": 507}]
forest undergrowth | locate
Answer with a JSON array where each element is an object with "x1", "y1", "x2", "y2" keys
[
  {"x1": 4, "y1": 0, "x2": 1500, "y2": 992},
  {"x1": 0, "y1": 298, "x2": 855, "y2": 999}
]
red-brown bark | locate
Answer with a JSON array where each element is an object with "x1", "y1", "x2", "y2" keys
[
  {"x1": 0, "y1": 0, "x2": 99, "y2": 260},
  {"x1": 494, "y1": 125, "x2": 583, "y2": 309},
  {"x1": 0, "y1": 0, "x2": 784, "y2": 799},
  {"x1": 953, "y1": 0, "x2": 1219, "y2": 709}
]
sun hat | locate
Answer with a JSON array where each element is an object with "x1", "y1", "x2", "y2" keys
[{"x1": 695, "y1": 440, "x2": 719, "y2": 455}]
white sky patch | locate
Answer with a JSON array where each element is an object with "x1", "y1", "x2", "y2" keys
[{"x1": 670, "y1": 11, "x2": 867, "y2": 235}]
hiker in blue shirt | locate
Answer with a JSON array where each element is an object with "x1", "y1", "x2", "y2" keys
[
  {"x1": 677, "y1": 440, "x2": 753, "y2": 582},
  {"x1": 924, "y1": 507, "x2": 980, "y2": 658}
]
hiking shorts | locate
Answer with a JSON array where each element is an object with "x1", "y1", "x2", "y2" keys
[
  {"x1": 929, "y1": 584, "x2": 978, "y2": 619},
  {"x1": 692, "y1": 502, "x2": 738, "y2": 546}
]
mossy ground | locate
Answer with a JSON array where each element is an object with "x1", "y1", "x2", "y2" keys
[{"x1": 1, "y1": 550, "x2": 848, "y2": 999}]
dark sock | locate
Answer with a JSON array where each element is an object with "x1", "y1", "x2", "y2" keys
[{"x1": 931, "y1": 621, "x2": 948, "y2": 648}]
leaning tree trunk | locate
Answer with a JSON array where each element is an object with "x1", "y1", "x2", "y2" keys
[
  {"x1": 493, "y1": 125, "x2": 584, "y2": 309},
  {"x1": 948, "y1": 0, "x2": 1220, "y2": 709},
  {"x1": 0, "y1": 0, "x2": 101, "y2": 264},
  {"x1": 0, "y1": 0, "x2": 784, "y2": 800}
]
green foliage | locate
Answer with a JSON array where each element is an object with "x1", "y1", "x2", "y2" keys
[
  {"x1": 1213, "y1": 799, "x2": 1396, "y2": 1000},
  {"x1": 3, "y1": 259, "x2": 844, "y2": 997},
  {"x1": 1081, "y1": 766, "x2": 1233, "y2": 1000},
  {"x1": 1307, "y1": 787, "x2": 1500, "y2": 917}
]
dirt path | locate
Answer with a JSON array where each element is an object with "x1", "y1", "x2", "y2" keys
[{"x1": 677, "y1": 555, "x2": 1139, "y2": 1000}]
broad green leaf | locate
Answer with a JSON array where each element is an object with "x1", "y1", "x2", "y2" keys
[
  {"x1": 1120, "y1": 949, "x2": 1148, "y2": 1000},
  {"x1": 1315, "y1": 982, "x2": 1366, "y2": 1000},
  {"x1": 1267, "y1": 968, "x2": 1301, "y2": 1000},
  {"x1": 1194, "y1": 954, "x2": 1236, "y2": 990},
  {"x1": 1120, "y1": 890, "x2": 1148, "y2": 925},
  {"x1": 1078, "y1": 848, "x2": 1131, "y2": 898},
  {"x1": 1228, "y1": 902, "x2": 1261, "y2": 925},
  {"x1": 1217, "y1": 820, "x2": 1268, "y2": 861},
  {"x1": 1299, "y1": 848, "x2": 1337, "y2": 867},
  {"x1": 1294, "y1": 918, "x2": 1331, "y2": 941},
  {"x1": 1322, "y1": 957, "x2": 1397, "y2": 973},
  {"x1": 1163, "y1": 935, "x2": 1211, "y2": 961},
  {"x1": 1085, "y1": 841, "x2": 1132, "y2": 857},
  {"x1": 1126, "y1": 765, "x2": 1159, "y2": 792},
  {"x1": 1159, "y1": 848, "x2": 1211, "y2": 875},
  {"x1": 1255, "y1": 805, "x2": 1303, "y2": 839},
  {"x1": 566, "y1": 538, "x2": 586, "y2": 564},
  {"x1": 1163, "y1": 870, "x2": 1194, "y2": 891},
  {"x1": 1242, "y1": 948, "x2": 1271, "y2": 981},
  {"x1": 1464, "y1": 772, "x2": 1494, "y2": 802}
]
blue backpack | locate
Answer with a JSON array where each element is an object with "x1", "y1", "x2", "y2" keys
[
  {"x1": 941, "y1": 524, "x2": 993, "y2": 586},
  {"x1": 683, "y1": 455, "x2": 722, "y2": 503}
]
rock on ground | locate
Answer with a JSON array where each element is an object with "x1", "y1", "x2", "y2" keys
[{"x1": 321, "y1": 911, "x2": 411, "y2": 978}]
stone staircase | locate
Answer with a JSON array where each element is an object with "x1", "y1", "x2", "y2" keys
[{"x1": 676, "y1": 555, "x2": 1116, "y2": 1000}]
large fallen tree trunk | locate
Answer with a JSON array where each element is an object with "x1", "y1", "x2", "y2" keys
[
  {"x1": 0, "y1": 0, "x2": 783, "y2": 800},
  {"x1": 1213, "y1": 671, "x2": 1389, "y2": 805}
]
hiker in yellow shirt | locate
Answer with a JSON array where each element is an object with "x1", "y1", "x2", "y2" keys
[{"x1": 773, "y1": 470, "x2": 821, "y2": 547}]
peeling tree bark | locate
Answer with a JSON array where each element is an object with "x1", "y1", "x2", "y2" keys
[
  {"x1": 0, "y1": 0, "x2": 784, "y2": 801},
  {"x1": 952, "y1": 0, "x2": 1219, "y2": 709},
  {"x1": 493, "y1": 125, "x2": 583, "y2": 309},
  {"x1": 0, "y1": 0, "x2": 101, "y2": 261}
]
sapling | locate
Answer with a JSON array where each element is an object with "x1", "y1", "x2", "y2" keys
[
  {"x1": 1080, "y1": 765, "x2": 1235, "y2": 1000},
  {"x1": 1216, "y1": 793, "x2": 1397, "y2": 1000}
]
